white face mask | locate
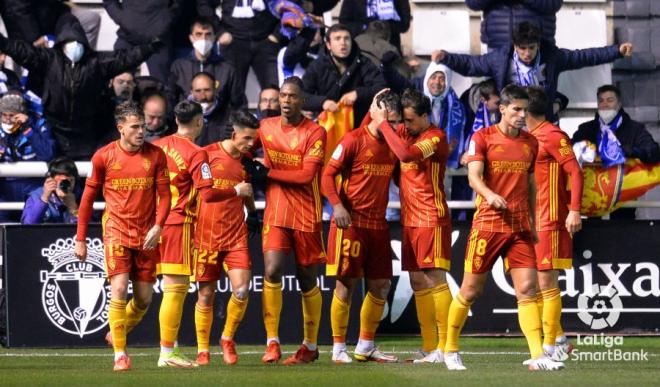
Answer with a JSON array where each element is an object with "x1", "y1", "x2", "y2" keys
[
  {"x1": 192, "y1": 39, "x2": 213, "y2": 56},
  {"x1": 199, "y1": 102, "x2": 210, "y2": 113},
  {"x1": 1, "y1": 122, "x2": 15, "y2": 133},
  {"x1": 598, "y1": 109, "x2": 618, "y2": 124},
  {"x1": 63, "y1": 41, "x2": 84, "y2": 63}
]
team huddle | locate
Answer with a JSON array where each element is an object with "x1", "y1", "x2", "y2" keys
[{"x1": 74, "y1": 76, "x2": 582, "y2": 372}]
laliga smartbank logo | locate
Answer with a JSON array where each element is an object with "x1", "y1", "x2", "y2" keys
[
  {"x1": 571, "y1": 334, "x2": 649, "y2": 362},
  {"x1": 40, "y1": 237, "x2": 110, "y2": 337}
]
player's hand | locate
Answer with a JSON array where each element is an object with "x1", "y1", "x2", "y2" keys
[
  {"x1": 218, "y1": 32, "x2": 233, "y2": 46},
  {"x1": 41, "y1": 177, "x2": 57, "y2": 202},
  {"x1": 234, "y1": 181, "x2": 253, "y2": 198},
  {"x1": 143, "y1": 225, "x2": 162, "y2": 250},
  {"x1": 431, "y1": 50, "x2": 445, "y2": 63},
  {"x1": 619, "y1": 42, "x2": 633, "y2": 57},
  {"x1": 333, "y1": 204, "x2": 351, "y2": 228},
  {"x1": 75, "y1": 240, "x2": 87, "y2": 261},
  {"x1": 246, "y1": 211, "x2": 261, "y2": 238},
  {"x1": 323, "y1": 100, "x2": 339, "y2": 112},
  {"x1": 565, "y1": 210, "x2": 582, "y2": 236},
  {"x1": 339, "y1": 91, "x2": 358, "y2": 106},
  {"x1": 486, "y1": 193, "x2": 507, "y2": 210},
  {"x1": 459, "y1": 152, "x2": 469, "y2": 166}
]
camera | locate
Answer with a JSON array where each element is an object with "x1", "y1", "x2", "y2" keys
[{"x1": 58, "y1": 179, "x2": 71, "y2": 193}]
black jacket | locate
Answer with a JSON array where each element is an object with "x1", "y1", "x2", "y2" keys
[
  {"x1": 0, "y1": 0, "x2": 71, "y2": 42},
  {"x1": 0, "y1": 14, "x2": 157, "y2": 158},
  {"x1": 197, "y1": 0, "x2": 279, "y2": 42},
  {"x1": 302, "y1": 42, "x2": 386, "y2": 123},
  {"x1": 104, "y1": 0, "x2": 181, "y2": 44},
  {"x1": 168, "y1": 49, "x2": 247, "y2": 108},
  {"x1": 196, "y1": 101, "x2": 232, "y2": 147},
  {"x1": 466, "y1": 0, "x2": 562, "y2": 50},
  {"x1": 572, "y1": 110, "x2": 660, "y2": 164},
  {"x1": 339, "y1": 0, "x2": 411, "y2": 52}
]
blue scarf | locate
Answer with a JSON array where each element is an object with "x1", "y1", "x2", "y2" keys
[
  {"x1": 464, "y1": 101, "x2": 492, "y2": 151},
  {"x1": 431, "y1": 89, "x2": 466, "y2": 169},
  {"x1": 513, "y1": 50, "x2": 542, "y2": 86},
  {"x1": 366, "y1": 0, "x2": 401, "y2": 21},
  {"x1": 597, "y1": 113, "x2": 625, "y2": 167}
]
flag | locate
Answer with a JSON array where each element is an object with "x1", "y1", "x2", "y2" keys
[{"x1": 317, "y1": 105, "x2": 354, "y2": 164}]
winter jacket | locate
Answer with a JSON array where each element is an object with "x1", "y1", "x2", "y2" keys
[
  {"x1": 339, "y1": 0, "x2": 411, "y2": 52},
  {"x1": 466, "y1": 0, "x2": 563, "y2": 50},
  {"x1": 302, "y1": 42, "x2": 386, "y2": 123},
  {"x1": 0, "y1": 115, "x2": 56, "y2": 162},
  {"x1": 0, "y1": 0, "x2": 71, "y2": 42},
  {"x1": 104, "y1": 0, "x2": 181, "y2": 44},
  {"x1": 0, "y1": 14, "x2": 158, "y2": 158},
  {"x1": 21, "y1": 186, "x2": 78, "y2": 224},
  {"x1": 572, "y1": 110, "x2": 660, "y2": 164},
  {"x1": 441, "y1": 41, "x2": 621, "y2": 121},
  {"x1": 197, "y1": 0, "x2": 280, "y2": 42}
]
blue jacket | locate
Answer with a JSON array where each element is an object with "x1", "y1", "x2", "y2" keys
[
  {"x1": 0, "y1": 116, "x2": 56, "y2": 162},
  {"x1": 466, "y1": 0, "x2": 563, "y2": 49},
  {"x1": 441, "y1": 41, "x2": 622, "y2": 120},
  {"x1": 21, "y1": 186, "x2": 78, "y2": 224}
]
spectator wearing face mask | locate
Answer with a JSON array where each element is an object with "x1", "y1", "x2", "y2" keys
[
  {"x1": 169, "y1": 16, "x2": 246, "y2": 111},
  {"x1": 0, "y1": 14, "x2": 161, "y2": 159},
  {"x1": 257, "y1": 85, "x2": 281, "y2": 119}
]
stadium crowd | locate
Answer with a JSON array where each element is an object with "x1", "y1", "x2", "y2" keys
[{"x1": 0, "y1": 0, "x2": 659, "y2": 373}]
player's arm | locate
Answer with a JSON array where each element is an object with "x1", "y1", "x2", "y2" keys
[
  {"x1": 267, "y1": 128, "x2": 327, "y2": 185},
  {"x1": 143, "y1": 150, "x2": 172, "y2": 250},
  {"x1": 321, "y1": 161, "x2": 351, "y2": 228},
  {"x1": 527, "y1": 172, "x2": 539, "y2": 243},
  {"x1": 467, "y1": 160, "x2": 507, "y2": 210},
  {"x1": 75, "y1": 153, "x2": 105, "y2": 261},
  {"x1": 548, "y1": 132, "x2": 584, "y2": 235},
  {"x1": 192, "y1": 150, "x2": 253, "y2": 201}
]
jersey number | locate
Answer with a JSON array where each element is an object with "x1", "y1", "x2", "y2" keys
[
  {"x1": 196, "y1": 250, "x2": 218, "y2": 265},
  {"x1": 341, "y1": 239, "x2": 361, "y2": 258},
  {"x1": 476, "y1": 239, "x2": 487, "y2": 256}
]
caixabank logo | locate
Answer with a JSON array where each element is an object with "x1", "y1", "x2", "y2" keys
[{"x1": 39, "y1": 237, "x2": 109, "y2": 337}]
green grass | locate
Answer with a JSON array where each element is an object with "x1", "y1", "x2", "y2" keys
[{"x1": 1, "y1": 337, "x2": 659, "y2": 386}]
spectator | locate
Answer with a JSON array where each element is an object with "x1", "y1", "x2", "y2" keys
[
  {"x1": 109, "y1": 71, "x2": 137, "y2": 104},
  {"x1": 0, "y1": 51, "x2": 21, "y2": 95},
  {"x1": 142, "y1": 90, "x2": 172, "y2": 142},
  {"x1": 354, "y1": 20, "x2": 399, "y2": 67},
  {"x1": 189, "y1": 72, "x2": 232, "y2": 146},
  {"x1": 460, "y1": 78, "x2": 500, "y2": 137},
  {"x1": 277, "y1": 25, "x2": 322, "y2": 86},
  {"x1": 0, "y1": 13, "x2": 161, "y2": 159},
  {"x1": 572, "y1": 84, "x2": 660, "y2": 165},
  {"x1": 198, "y1": 0, "x2": 281, "y2": 91},
  {"x1": 433, "y1": 21, "x2": 633, "y2": 122},
  {"x1": 104, "y1": 0, "x2": 181, "y2": 83},
  {"x1": 339, "y1": 0, "x2": 411, "y2": 53},
  {"x1": 258, "y1": 85, "x2": 281, "y2": 119},
  {"x1": 466, "y1": 0, "x2": 563, "y2": 51},
  {"x1": 21, "y1": 156, "x2": 80, "y2": 224},
  {"x1": 303, "y1": 24, "x2": 386, "y2": 123},
  {"x1": 169, "y1": 16, "x2": 246, "y2": 110},
  {"x1": 0, "y1": 92, "x2": 56, "y2": 222}
]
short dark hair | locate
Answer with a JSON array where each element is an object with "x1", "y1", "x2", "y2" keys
[
  {"x1": 512, "y1": 22, "x2": 541, "y2": 46},
  {"x1": 192, "y1": 71, "x2": 216, "y2": 86},
  {"x1": 525, "y1": 86, "x2": 548, "y2": 116},
  {"x1": 174, "y1": 100, "x2": 203, "y2": 124},
  {"x1": 47, "y1": 157, "x2": 78, "y2": 179},
  {"x1": 115, "y1": 101, "x2": 144, "y2": 124},
  {"x1": 499, "y1": 84, "x2": 529, "y2": 106},
  {"x1": 326, "y1": 24, "x2": 351, "y2": 41},
  {"x1": 190, "y1": 16, "x2": 216, "y2": 34},
  {"x1": 478, "y1": 79, "x2": 498, "y2": 100},
  {"x1": 260, "y1": 84, "x2": 280, "y2": 96},
  {"x1": 597, "y1": 84, "x2": 621, "y2": 101},
  {"x1": 281, "y1": 76, "x2": 304, "y2": 92},
  {"x1": 376, "y1": 90, "x2": 403, "y2": 116},
  {"x1": 231, "y1": 109, "x2": 260, "y2": 130},
  {"x1": 366, "y1": 20, "x2": 390, "y2": 41},
  {"x1": 400, "y1": 88, "x2": 431, "y2": 116}
]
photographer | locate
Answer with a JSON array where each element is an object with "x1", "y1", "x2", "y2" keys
[{"x1": 21, "y1": 157, "x2": 80, "y2": 224}]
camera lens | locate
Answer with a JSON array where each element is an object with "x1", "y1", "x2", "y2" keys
[{"x1": 58, "y1": 180, "x2": 71, "y2": 192}]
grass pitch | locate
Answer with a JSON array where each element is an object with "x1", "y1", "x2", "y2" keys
[{"x1": 1, "y1": 337, "x2": 659, "y2": 386}]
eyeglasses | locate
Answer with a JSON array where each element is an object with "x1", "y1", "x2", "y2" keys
[
  {"x1": 115, "y1": 79, "x2": 135, "y2": 86},
  {"x1": 260, "y1": 98, "x2": 279, "y2": 104}
]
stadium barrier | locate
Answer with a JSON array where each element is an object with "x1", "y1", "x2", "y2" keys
[{"x1": 1, "y1": 220, "x2": 658, "y2": 348}]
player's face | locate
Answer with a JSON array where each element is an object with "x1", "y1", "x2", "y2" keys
[
  {"x1": 403, "y1": 107, "x2": 426, "y2": 136},
  {"x1": 326, "y1": 30, "x2": 352, "y2": 59},
  {"x1": 499, "y1": 99, "x2": 528, "y2": 130},
  {"x1": 514, "y1": 43, "x2": 539, "y2": 65},
  {"x1": 384, "y1": 110, "x2": 402, "y2": 137},
  {"x1": 118, "y1": 115, "x2": 146, "y2": 148},
  {"x1": 232, "y1": 127, "x2": 257, "y2": 154},
  {"x1": 427, "y1": 72, "x2": 446, "y2": 97},
  {"x1": 279, "y1": 83, "x2": 303, "y2": 118},
  {"x1": 597, "y1": 91, "x2": 621, "y2": 111}
]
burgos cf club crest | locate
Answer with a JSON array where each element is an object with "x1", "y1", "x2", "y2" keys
[{"x1": 40, "y1": 237, "x2": 109, "y2": 337}]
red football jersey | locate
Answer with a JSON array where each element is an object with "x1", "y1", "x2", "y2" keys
[
  {"x1": 466, "y1": 125, "x2": 539, "y2": 233},
  {"x1": 258, "y1": 116, "x2": 326, "y2": 232},
  {"x1": 328, "y1": 125, "x2": 397, "y2": 230},
  {"x1": 398, "y1": 125, "x2": 451, "y2": 227},
  {"x1": 87, "y1": 141, "x2": 169, "y2": 248},
  {"x1": 530, "y1": 121, "x2": 579, "y2": 231},
  {"x1": 195, "y1": 142, "x2": 249, "y2": 251},
  {"x1": 153, "y1": 134, "x2": 213, "y2": 225}
]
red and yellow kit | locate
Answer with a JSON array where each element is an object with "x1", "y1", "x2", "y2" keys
[
  {"x1": 87, "y1": 141, "x2": 169, "y2": 248},
  {"x1": 257, "y1": 116, "x2": 326, "y2": 232}
]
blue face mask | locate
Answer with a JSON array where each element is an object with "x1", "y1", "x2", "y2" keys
[{"x1": 63, "y1": 41, "x2": 84, "y2": 64}]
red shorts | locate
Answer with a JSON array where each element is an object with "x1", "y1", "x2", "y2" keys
[
  {"x1": 464, "y1": 229, "x2": 536, "y2": 274},
  {"x1": 104, "y1": 243, "x2": 158, "y2": 283},
  {"x1": 327, "y1": 225, "x2": 392, "y2": 279},
  {"x1": 262, "y1": 224, "x2": 326, "y2": 266},
  {"x1": 402, "y1": 225, "x2": 451, "y2": 272},
  {"x1": 158, "y1": 223, "x2": 194, "y2": 276},
  {"x1": 194, "y1": 248, "x2": 251, "y2": 282},
  {"x1": 535, "y1": 229, "x2": 573, "y2": 271}
]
